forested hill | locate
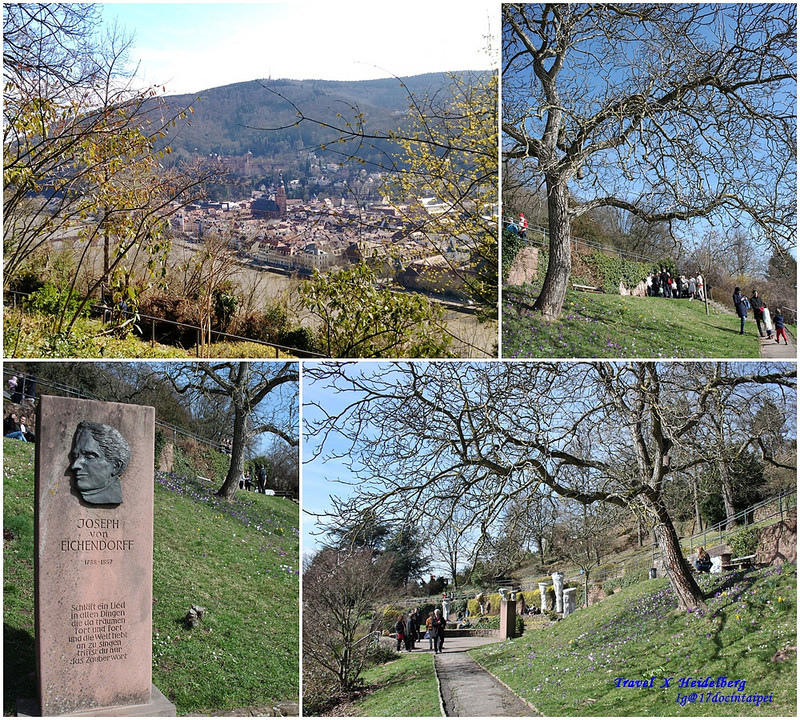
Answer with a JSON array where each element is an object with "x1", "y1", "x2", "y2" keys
[{"x1": 157, "y1": 71, "x2": 488, "y2": 165}]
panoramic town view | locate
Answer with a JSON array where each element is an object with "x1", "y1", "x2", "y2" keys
[
  {"x1": 2, "y1": 2, "x2": 797, "y2": 720},
  {"x1": 4, "y1": 3, "x2": 498, "y2": 360}
]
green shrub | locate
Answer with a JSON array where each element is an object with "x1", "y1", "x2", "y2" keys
[
  {"x1": 154, "y1": 428, "x2": 166, "y2": 470},
  {"x1": 472, "y1": 614, "x2": 525, "y2": 635},
  {"x1": 502, "y1": 228, "x2": 526, "y2": 280},
  {"x1": 368, "y1": 641, "x2": 400, "y2": 666},
  {"x1": 584, "y1": 252, "x2": 650, "y2": 294},
  {"x1": 279, "y1": 326, "x2": 317, "y2": 353},
  {"x1": 729, "y1": 527, "x2": 760, "y2": 557},
  {"x1": 417, "y1": 602, "x2": 436, "y2": 620},
  {"x1": 380, "y1": 605, "x2": 406, "y2": 632},
  {"x1": 28, "y1": 282, "x2": 91, "y2": 319},
  {"x1": 475, "y1": 615, "x2": 500, "y2": 629}
]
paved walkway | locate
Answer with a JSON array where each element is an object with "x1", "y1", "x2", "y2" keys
[
  {"x1": 759, "y1": 332, "x2": 796, "y2": 360},
  {"x1": 426, "y1": 636, "x2": 539, "y2": 717}
]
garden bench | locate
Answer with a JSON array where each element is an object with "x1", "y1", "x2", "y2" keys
[
  {"x1": 572, "y1": 283, "x2": 603, "y2": 293},
  {"x1": 722, "y1": 554, "x2": 756, "y2": 572}
]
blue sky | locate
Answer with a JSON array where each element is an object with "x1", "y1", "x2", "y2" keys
[{"x1": 101, "y1": 2, "x2": 498, "y2": 94}]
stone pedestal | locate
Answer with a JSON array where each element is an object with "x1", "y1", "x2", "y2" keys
[
  {"x1": 552, "y1": 572, "x2": 564, "y2": 613},
  {"x1": 18, "y1": 685, "x2": 175, "y2": 717},
  {"x1": 34, "y1": 396, "x2": 173, "y2": 716},
  {"x1": 538, "y1": 582, "x2": 549, "y2": 612},
  {"x1": 499, "y1": 599, "x2": 517, "y2": 639},
  {"x1": 562, "y1": 587, "x2": 577, "y2": 617}
]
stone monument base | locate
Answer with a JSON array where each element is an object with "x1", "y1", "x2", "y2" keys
[
  {"x1": 499, "y1": 599, "x2": 518, "y2": 639},
  {"x1": 18, "y1": 685, "x2": 176, "y2": 717}
]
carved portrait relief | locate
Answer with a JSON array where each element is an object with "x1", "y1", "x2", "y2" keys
[{"x1": 69, "y1": 421, "x2": 130, "y2": 505}]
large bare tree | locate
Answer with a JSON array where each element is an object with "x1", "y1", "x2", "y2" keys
[
  {"x1": 305, "y1": 361, "x2": 795, "y2": 610},
  {"x1": 503, "y1": 3, "x2": 796, "y2": 320},
  {"x1": 171, "y1": 362, "x2": 299, "y2": 498}
]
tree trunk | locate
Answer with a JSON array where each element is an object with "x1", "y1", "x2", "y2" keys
[
  {"x1": 691, "y1": 467, "x2": 703, "y2": 533},
  {"x1": 534, "y1": 176, "x2": 572, "y2": 321},
  {"x1": 537, "y1": 535, "x2": 546, "y2": 565},
  {"x1": 651, "y1": 501, "x2": 705, "y2": 609},
  {"x1": 216, "y1": 403, "x2": 249, "y2": 499},
  {"x1": 719, "y1": 461, "x2": 738, "y2": 530},
  {"x1": 584, "y1": 570, "x2": 590, "y2": 608}
]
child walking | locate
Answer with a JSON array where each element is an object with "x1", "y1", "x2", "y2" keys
[{"x1": 774, "y1": 309, "x2": 789, "y2": 345}]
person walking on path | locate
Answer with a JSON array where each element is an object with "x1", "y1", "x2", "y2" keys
[
  {"x1": 733, "y1": 287, "x2": 748, "y2": 334},
  {"x1": 660, "y1": 268, "x2": 672, "y2": 298},
  {"x1": 773, "y1": 309, "x2": 790, "y2": 345},
  {"x1": 431, "y1": 608, "x2": 446, "y2": 654},
  {"x1": 394, "y1": 614, "x2": 405, "y2": 653},
  {"x1": 696, "y1": 271, "x2": 705, "y2": 301},
  {"x1": 750, "y1": 290, "x2": 767, "y2": 337},
  {"x1": 425, "y1": 611, "x2": 435, "y2": 651},
  {"x1": 405, "y1": 610, "x2": 417, "y2": 651},
  {"x1": 762, "y1": 306, "x2": 774, "y2": 339}
]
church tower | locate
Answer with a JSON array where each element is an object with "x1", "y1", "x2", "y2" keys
[{"x1": 276, "y1": 174, "x2": 287, "y2": 217}]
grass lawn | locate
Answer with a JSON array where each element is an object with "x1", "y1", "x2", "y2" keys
[
  {"x1": 346, "y1": 651, "x2": 440, "y2": 717},
  {"x1": 471, "y1": 567, "x2": 796, "y2": 716},
  {"x1": 502, "y1": 285, "x2": 788, "y2": 358},
  {"x1": 3, "y1": 439, "x2": 299, "y2": 715}
]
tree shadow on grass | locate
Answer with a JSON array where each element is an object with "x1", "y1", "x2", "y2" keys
[
  {"x1": 695, "y1": 568, "x2": 762, "y2": 665},
  {"x1": 3, "y1": 623, "x2": 35, "y2": 715},
  {"x1": 704, "y1": 567, "x2": 758, "y2": 597}
]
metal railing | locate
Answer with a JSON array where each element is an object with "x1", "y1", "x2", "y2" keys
[
  {"x1": 403, "y1": 488, "x2": 797, "y2": 603},
  {"x1": 683, "y1": 488, "x2": 796, "y2": 553},
  {"x1": 506, "y1": 221, "x2": 661, "y2": 266},
  {"x1": 1, "y1": 369, "x2": 301, "y2": 485}
]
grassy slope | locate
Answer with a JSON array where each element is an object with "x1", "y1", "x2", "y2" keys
[
  {"x1": 3, "y1": 439, "x2": 299, "y2": 715},
  {"x1": 502, "y1": 285, "x2": 790, "y2": 358},
  {"x1": 346, "y1": 652, "x2": 440, "y2": 717},
  {"x1": 471, "y1": 568, "x2": 796, "y2": 716}
]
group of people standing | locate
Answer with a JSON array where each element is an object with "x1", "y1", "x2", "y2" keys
[
  {"x1": 646, "y1": 268, "x2": 705, "y2": 300},
  {"x1": 505, "y1": 212, "x2": 528, "y2": 240},
  {"x1": 394, "y1": 607, "x2": 446, "y2": 654},
  {"x1": 732, "y1": 288, "x2": 789, "y2": 344},
  {"x1": 239, "y1": 465, "x2": 270, "y2": 493}
]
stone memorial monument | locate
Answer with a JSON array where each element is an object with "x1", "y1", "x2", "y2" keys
[
  {"x1": 552, "y1": 572, "x2": 564, "y2": 613},
  {"x1": 538, "y1": 582, "x2": 549, "y2": 612},
  {"x1": 32, "y1": 395, "x2": 174, "y2": 716},
  {"x1": 562, "y1": 587, "x2": 577, "y2": 618},
  {"x1": 499, "y1": 596, "x2": 517, "y2": 639}
]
